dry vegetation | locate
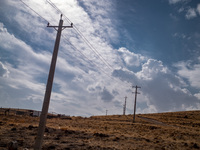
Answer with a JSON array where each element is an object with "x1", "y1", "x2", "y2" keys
[{"x1": 0, "y1": 109, "x2": 200, "y2": 150}]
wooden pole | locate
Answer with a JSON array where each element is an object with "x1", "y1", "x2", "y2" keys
[{"x1": 34, "y1": 15, "x2": 72, "y2": 150}]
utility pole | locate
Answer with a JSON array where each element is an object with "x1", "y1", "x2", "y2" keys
[
  {"x1": 132, "y1": 85, "x2": 141, "y2": 123},
  {"x1": 123, "y1": 96, "x2": 127, "y2": 115},
  {"x1": 106, "y1": 110, "x2": 108, "y2": 116},
  {"x1": 34, "y1": 14, "x2": 73, "y2": 150}
]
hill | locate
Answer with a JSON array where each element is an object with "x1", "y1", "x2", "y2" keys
[{"x1": 0, "y1": 109, "x2": 200, "y2": 149}]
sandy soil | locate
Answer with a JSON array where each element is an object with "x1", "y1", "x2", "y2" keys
[{"x1": 0, "y1": 110, "x2": 200, "y2": 150}]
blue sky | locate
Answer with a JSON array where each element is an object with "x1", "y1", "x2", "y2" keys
[{"x1": 0, "y1": 0, "x2": 200, "y2": 116}]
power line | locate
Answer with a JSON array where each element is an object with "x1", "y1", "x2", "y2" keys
[
  {"x1": 46, "y1": 0, "x2": 62, "y2": 15},
  {"x1": 46, "y1": 0, "x2": 115, "y2": 71},
  {"x1": 19, "y1": 1, "x2": 134, "y2": 118},
  {"x1": 19, "y1": 0, "x2": 49, "y2": 23},
  {"x1": 20, "y1": 0, "x2": 126, "y2": 87},
  {"x1": 46, "y1": 0, "x2": 134, "y2": 89},
  {"x1": 73, "y1": 26, "x2": 114, "y2": 70},
  {"x1": 63, "y1": 38, "x2": 131, "y2": 90},
  {"x1": 61, "y1": 35, "x2": 99, "y2": 70},
  {"x1": 20, "y1": 0, "x2": 131, "y2": 93},
  {"x1": 61, "y1": 34, "x2": 124, "y2": 84}
]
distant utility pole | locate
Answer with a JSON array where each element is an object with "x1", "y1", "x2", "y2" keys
[
  {"x1": 132, "y1": 85, "x2": 141, "y2": 123},
  {"x1": 34, "y1": 14, "x2": 73, "y2": 150},
  {"x1": 106, "y1": 110, "x2": 108, "y2": 116},
  {"x1": 123, "y1": 96, "x2": 127, "y2": 115}
]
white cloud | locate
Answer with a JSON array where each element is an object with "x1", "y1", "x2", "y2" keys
[
  {"x1": 0, "y1": 0, "x2": 126, "y2": 115},
  {"x1": 0, "y1": 61, "x2": 9, "y2": 77},
  {"x1": 113, "y1": 58, "x2": 199, "y2": 112},
  {"x1": 178, "y1": 7, "x2": 184, "y2": 13},
  {"x1": 169, "y1": 1, "x2": 200, "y2": 20},
  {"x1": 173, "y1": 33, "x2": 187, "y2": 39},
  {"x1": 100, "y1": 87, "x2": 114, "y2": 102},
  {"x1": 197, "y1": 4, "x2": 200, "y2": 15},
  {"x1": 194, "y1": 92, "x2": 200, "y2": 100},
  {"x1": 181, "y1": 103, "x2": 200, "y2": 110},
  {"x1": 169, "y1": 0, "x2": 180, "y2": 4},
  {"x1": 137, "y1": 104, "x2": 157, "y2": 114},
  {"x1": 118, "y1": 47, "x2": 146, "y2": 67},
  {"x1": 185, "y1": 8, "x2": 197, "y2": 19},
  {"x1": 0, "y1": 0, "x2": 199, "y2": 116},
  {"x1": 0, "y1": 22, "x2": 52, "y2": 75},
  {"x1": 169, "y1": 13, "x2": 179, "y2": 21},
  {"x1": 136, "y1": 59, "x2": 168, "y2": 80},
  {"x1": 175, "y1": 59, "x2": 200, "y2": 89},
  {"x1": 76, "y1": 0, "x2": 119, "y2": 44},
  {"x1": 169, "y1": 0, "x2": 188, "y2": 4}
]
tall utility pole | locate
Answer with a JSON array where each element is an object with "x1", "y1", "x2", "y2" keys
[
  {"x1": 132, "y1": 85, "x2": 141, "y2": 123},
  {"x1": 34, "y1": 14, "x2": 73, "y2": 150},
  {"x1": 106, "y1": 110, "x2": 108, "y2": 116},
  {"x1": 123, "y1": 96, "x2": 127, "y2": 115}
]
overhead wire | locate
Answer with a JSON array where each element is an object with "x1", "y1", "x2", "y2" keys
[
  {"x1": 46, "y1": 0, "x2": 130, "y2": 86},
  {"x1": 19, "y1": 0, "x2": 49, "y2": 23},
  {"x1": 45, "y1": 0, "x2": 132, "y2": 87},
  {"x1": 20, "y1": 1, "x2": 135, "y2": 116},
  {"x1": 19, "y1": 0, "x2": 120, "y2": 84},
  {"x1": 20, "y1": 0, "x2": 132, "y2": 93},
  {"x1": 46, "y1": 0, "x2": 122, "y2": 80},
  {"x1": 46, "y1": 0, "x2": 115, "y2": 71},
  {"x1": 19, "y1": 1, "x2": 133, "y2": 109},
  {"x1": 19, "y1": 0, "x2": 79, "y2": 100},
  {"x1": 61, "y1": 34, "x2": 124, "y2": 85}
]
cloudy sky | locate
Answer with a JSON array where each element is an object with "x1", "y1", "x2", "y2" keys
[{"x1": 0, "y1": 0, "x2": 200, "y2": 116}]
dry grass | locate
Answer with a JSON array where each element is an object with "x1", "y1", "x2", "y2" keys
[{"x1": 0, "y1": 109, "x2": 200, "y2": 149}]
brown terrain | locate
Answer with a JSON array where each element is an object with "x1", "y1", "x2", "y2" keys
[{"x1": 0, "y1": 108, "x2": 200, "y2": 150}]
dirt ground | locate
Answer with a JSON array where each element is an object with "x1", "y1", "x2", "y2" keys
[{"x1": 0, "y1": 110, "x2": 200, "y2": 150}]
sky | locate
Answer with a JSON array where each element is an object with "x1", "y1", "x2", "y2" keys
[{"x1": 0, "y1": 0, "x2": 200, "y2": 116}]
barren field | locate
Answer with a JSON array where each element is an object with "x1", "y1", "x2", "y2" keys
[{"x1": 0, "y1": 110, "x2": 200, "y2": 150}]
